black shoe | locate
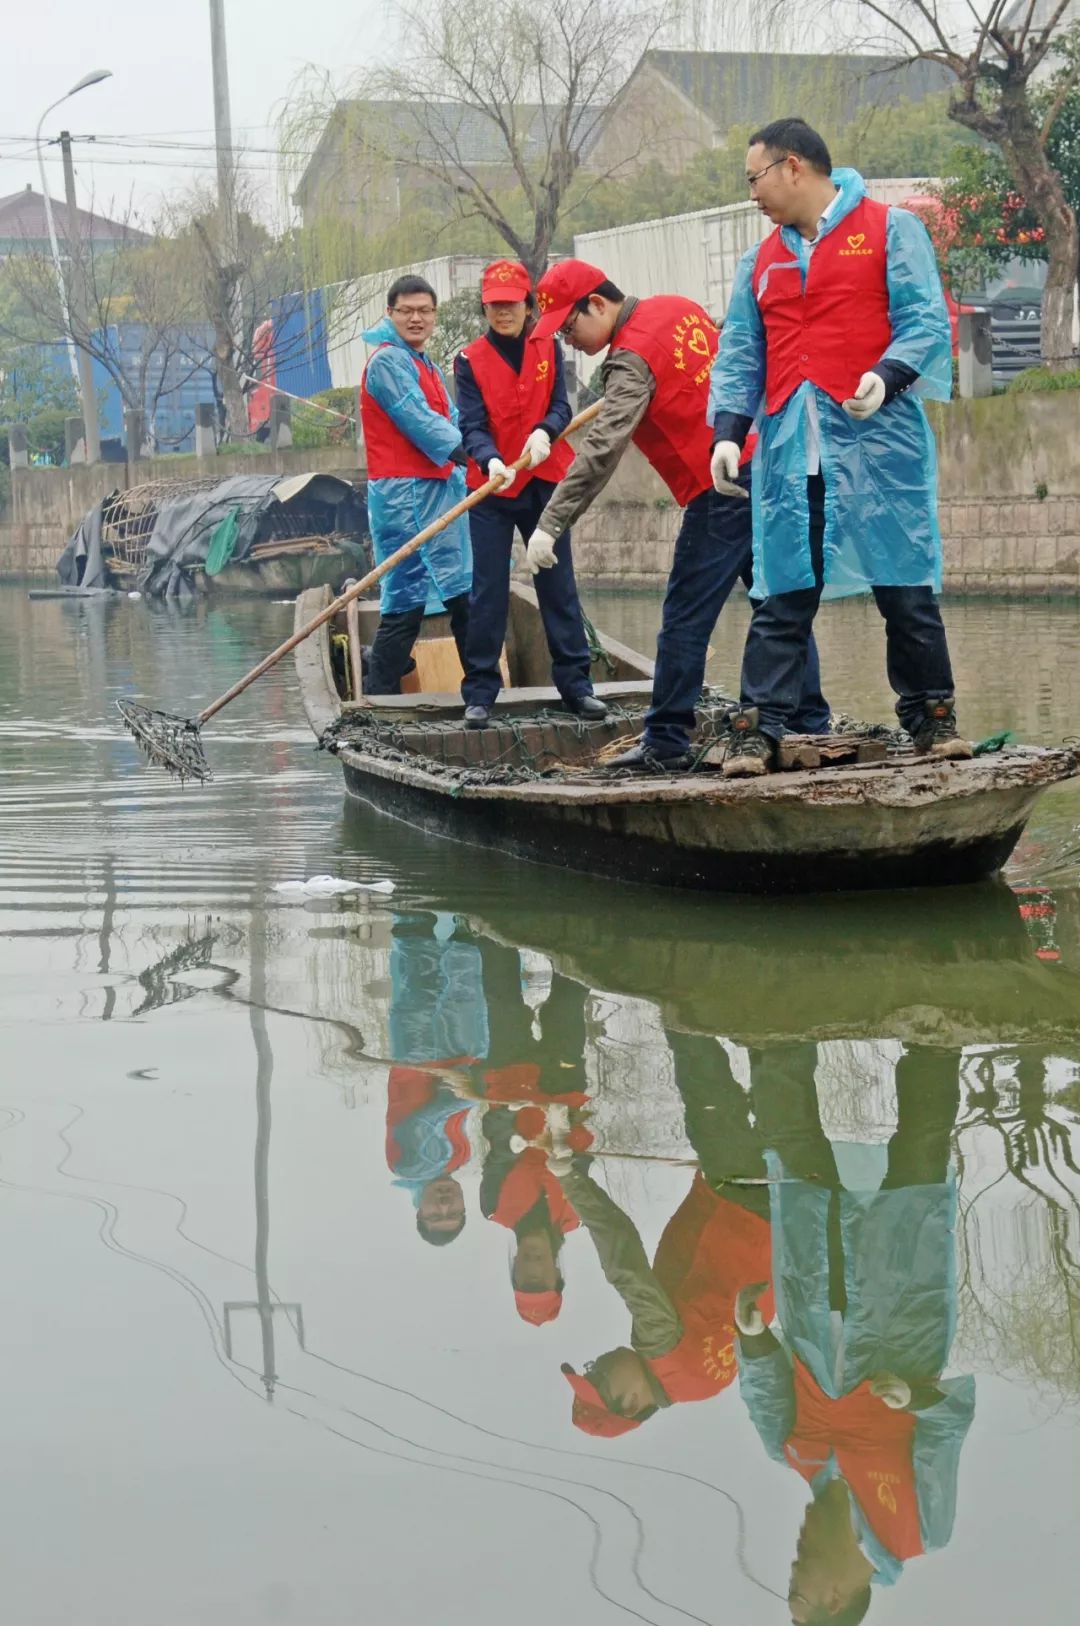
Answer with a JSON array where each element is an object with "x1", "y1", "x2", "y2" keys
[
  {"x1": 910, "y1": 698, "x2": 973, "y2": 760},
  {"x1": 605, "y1": 743, "x2": 691, "y2": 772},
  {"x1": 464, "y1": 704, "x2": 491, "y2": 729},
  {"x1": 722, "y1": 707, "x2": 777, "y2": 779},
  {"x1": 564, "y1": 693, "x2": 609, "y2": 720}
]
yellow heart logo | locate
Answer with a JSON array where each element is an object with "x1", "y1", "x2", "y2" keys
[
  {"x1": 687, "y1": 327, "x2": 710, "y2": 357},
  {"x1": 847, "y1": 232, "x2": 866, "y2": 250}
]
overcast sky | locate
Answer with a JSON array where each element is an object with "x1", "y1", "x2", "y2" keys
[
  {"x1": 3, "y1": 1, "x2": 979, "y2": 228},
  {"x1": 2, "y1": 0, "x2": 390, "y2": 224}
]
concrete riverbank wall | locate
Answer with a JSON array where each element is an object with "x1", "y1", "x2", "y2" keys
[{"x1": 3, "y1": 393, "x2": 1079, "y2": 594}]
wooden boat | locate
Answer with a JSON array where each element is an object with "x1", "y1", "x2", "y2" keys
[{"x1": 294, "y1": 583, "x2": 1080, "y2": 895}]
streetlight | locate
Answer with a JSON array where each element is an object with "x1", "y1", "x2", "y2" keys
[{"x1": 35, "y1": 69, "x2": 112, "y2": 459}]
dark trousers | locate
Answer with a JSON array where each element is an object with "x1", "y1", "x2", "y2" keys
[
  {"x1": 747, "y1": 1042, "x2": 960, "y2": 1313},
  {"x1": 645, "y1": 477, "x2": 829, "y2": 756},
  {"x1": 462, "y1": 480, "x2": 592, "y2": 708},
  {"x1": 367, "y1": 591, "x2": 470, "y2": 695},
  {"x1": 740, "y1": 473, "x2": 956, "y2": 738},
  {"x1": 669, "y1": 1029, "x2": 770, "y2": 1222}
]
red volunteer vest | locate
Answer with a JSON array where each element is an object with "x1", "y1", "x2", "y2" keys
[
  {"x1": 751, "y1": 196, "x2": 893, "y2": 415},
  {"x1": 785, "y1": 1360, "x2": 925, "y2": 1562},
  {"x1": 361, "y1": 344, "x2": 456, "y2": 480},
  {"x1": 463, "y1": 332, "x2": 575, "y2": 497},
  {"x1": 384, "y1": 1063, "x2": 472, "y2": 1174},
  {"x1": 643, "y1": 1174, "x2": 775, "y2": 1404},
  {"x1": 491, "y1": 1146, "x2": 581, "y2": 1236},
  {"x1": 477, "y1": 1063, "x2": 589, "y2": 1109},
  {"x1": 608, "y1": 296, "x2": 721, "y2": 506}
]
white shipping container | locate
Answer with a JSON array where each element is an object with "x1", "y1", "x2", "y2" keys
[{"x1": 575, "y1": 177, "x2": 935, "y2": 324}]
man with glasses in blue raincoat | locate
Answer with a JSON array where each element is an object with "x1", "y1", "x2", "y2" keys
[
  {"x1": 732, "y1": 1042, "x2": 974, "y2": 1624},
  {"x1": 359, "y1": 275, "x2": 472, "y2": 694},
  {"x1": 709, "y1": 119, "x2": 974, "y2": 779}
]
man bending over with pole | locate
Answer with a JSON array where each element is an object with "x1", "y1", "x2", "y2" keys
[{"x1": 525, "y1": 260, "x2": 828, "y2": 771}]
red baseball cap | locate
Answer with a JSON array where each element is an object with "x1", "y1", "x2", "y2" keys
[
  {"x1": 560, "y1": 1362, "x2": 642, "y2": 1438},
  {"x1": 481, "y1": 258, "x2": 532, "y2": 303},
  {"x1": 515, "y1": 1289, "x2": 563, "y2": 1326},
  {"x1": 532, "y1": 259, "x2": 608, "y2": 339}
]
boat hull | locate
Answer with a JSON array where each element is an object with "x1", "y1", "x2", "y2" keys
[
  {"x1": 201, "y1": 549, "x2": 349, "y2": 597},
  {"x1": 293, "y1": 583, "x2": 1079, "y2": 896},
  {"x1": 336, "y1": 748, "x2": 1055, "y2": 894}
]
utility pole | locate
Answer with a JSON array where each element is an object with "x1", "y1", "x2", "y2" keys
[
  {"x1": 209, "y1": 0, "x2": 237, "y2": 259},
  {"x1": 223, "y1": 906, "x2": 305, "y2": 1401},
  {"x1": 59, "y1": 130, "x2": 101, "y2": 463},
  {"x1": 207, "y1": 0, "x2": 247, "y2": 440}
]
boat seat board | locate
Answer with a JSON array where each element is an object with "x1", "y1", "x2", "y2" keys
[
  {"x1": 341, "y1": 679, "x2": 653, "y2": 717},
  {"x1": 398, "y1": 637, "x2": 509, "y2": 696}
]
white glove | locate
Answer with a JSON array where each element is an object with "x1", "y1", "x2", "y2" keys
[
  {"x1": 869, "y1": 1373, "x2": 912, "y2": 1410},
  {"x1": 487, "y1": 457, "x2": 516, "y2": 493},
  {"x1": 711, "y1": 440, "x2": 747, "y2": 498},
  {"x1": 734, "y1": 1281, "x2": 769, "y2": 1338},
  {"x1": 522, "y1": 428, "x2": 551, "y2": 468},
  {"x1": 525, "y1": 528, "x2": 558, "y2": 574},
  {"x1": 842, "y1": 370, "x2": 886, "y2": 420},
  {"x1": 546, "y1": 1147, "x2": 574, "y2": 1177}
]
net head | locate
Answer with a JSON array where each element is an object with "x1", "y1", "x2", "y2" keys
[{"x1": 116, "y1": 699, "x2": 212, "y2": 783}]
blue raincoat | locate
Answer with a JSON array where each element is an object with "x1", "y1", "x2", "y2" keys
[
  {"x1": 361, "y1": 318, "x2": 472, "y2": 614},
  {"x1": 738, "y1": 1150, "x2": 975, "y2": 1586},
  {"x1": 387, "y1": 913, "x2": 490, "y2": 1208},
  {"x1": 709, "y1": 169, "x2": 952, "y2": 599},
  {"x1": 388, "y1": 912, "x2": 491, "y2": 1066}
]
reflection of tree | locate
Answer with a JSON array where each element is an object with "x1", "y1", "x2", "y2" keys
[
  {"x1": 955, "y1": 1050, "x2": 1080, "y2": 1408},
  {"x1": 132, "y1": 928, "x2": 223, "y2": 1016}
]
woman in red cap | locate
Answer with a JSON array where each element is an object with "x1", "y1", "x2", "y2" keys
[
  {"x1": 480, "y1": 1100, "x2": 592, "y2": 1327},
  {"x1": 453, "y1": 259, "x2": 606, "y2": 728}
]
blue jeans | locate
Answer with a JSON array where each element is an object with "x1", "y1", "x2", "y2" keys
[
  {"x1": 645, "y1": 477, "x2": 829, "y2": 756},
  {"x1": 462, "y1": 478, "x2": 592, "y2": 708},
  {"x1": 741, "y1": 474, "x2": 955, "y2": 738}
]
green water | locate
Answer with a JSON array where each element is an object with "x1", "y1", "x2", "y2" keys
[{"x1": 1, "y1": 583, "x2": 1077, "y2": 1624}]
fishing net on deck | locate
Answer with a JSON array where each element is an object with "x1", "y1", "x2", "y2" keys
[
  {"x1": 317, "y1": 696, "x2": 915, "y2": 792},
  {"x1": 318, "y1": 693, "x2": 741, "y2": 790}
]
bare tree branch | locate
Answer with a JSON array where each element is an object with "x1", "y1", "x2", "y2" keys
[{"x1": 279, "y1": 0, "x2": 679, "y2": 280}]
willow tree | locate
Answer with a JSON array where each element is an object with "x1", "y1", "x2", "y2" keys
[
  {"x1": 771, "y1": 3, "x2": 1080, "y2": 369},
  {"x1": 281, "y1": 0, "x2": 681, "y2": 284}
]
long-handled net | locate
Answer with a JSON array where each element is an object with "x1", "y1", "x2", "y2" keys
[
  {"x1": 117, "y1": 701, "x2": 214, "y2": 783},
  {"x1": 115, "y1": 402, "x2": 603, "y2": 782}
]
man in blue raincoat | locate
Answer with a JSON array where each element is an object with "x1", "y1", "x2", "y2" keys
[
  {"x1": 359, "y1": 275, "x2": 472, "y2": 694},
  {"x1": 385, "y1": 910, "x2": 491, "y2": 1244},
  {"x1": 733, "y1": 1042, "x2": 974, "y2": 1622},
  {"x1": 709, "y1": 119, "x2": 974, "y2": 777}
]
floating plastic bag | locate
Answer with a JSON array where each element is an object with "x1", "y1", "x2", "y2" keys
[{"x1": 273, "y1": 875, "x2": 396, "y2": 896}]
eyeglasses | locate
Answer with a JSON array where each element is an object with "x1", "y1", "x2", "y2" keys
[
  {"x1": 392, "y1": 304, "x2": 436, "y2": 318},
  {"x1": 747, "y1": 157, "x2": 787, "y2": 191},
  {"x1": 559, "y1": 308, "x2": 582, "y2": 340}
]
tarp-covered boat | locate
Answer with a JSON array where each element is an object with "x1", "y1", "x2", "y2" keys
[
  {"x1": 295, "y1": 583, "x2": 1080, "y2": 896},
  {"x1": 59, "y1": 471, "x2": 370, "y2": 599}
]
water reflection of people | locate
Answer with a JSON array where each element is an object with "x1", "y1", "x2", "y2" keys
[
  {"x1": 481, "y1": 1103, "x2": 589, "y2": 1324},
  {"x1": 468, "y1": 939, "x2": 591, "y2": 1324},
  {"x1": 385, "y1": 914, "x2": 592, "y2": 1283},
  {"x1": 733, "y1": 1043, "x2": 973, "y2": 1623},
  {"x1": 385, "y1": 913, "x2": 490, "y2": 1245},
  {"x1": 557, "y1": 1032, "x2": 775, "y2": 1434}
]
